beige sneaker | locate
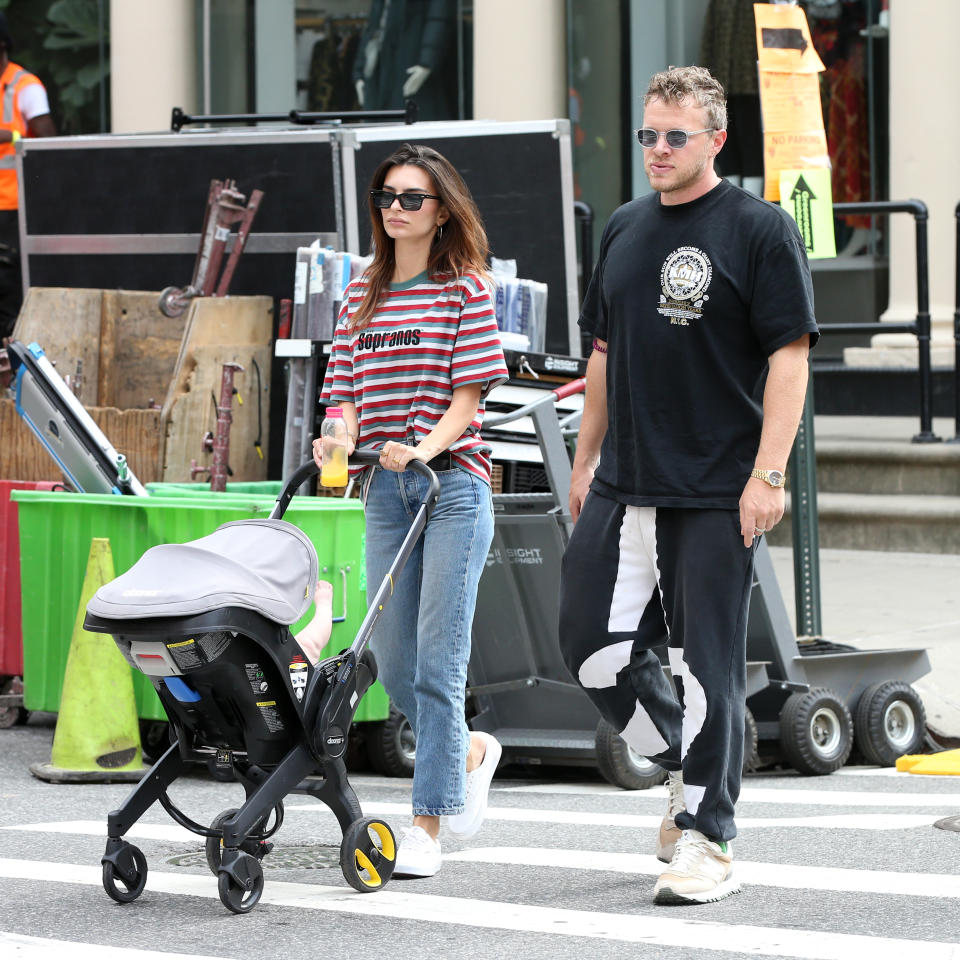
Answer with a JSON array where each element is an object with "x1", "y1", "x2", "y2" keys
[
  {"x1": 656, "y1": 771, "x2": 684, "y2": 863},
  {"x1": 653, "y1": 828, "x2": 741, "y2": 905}
]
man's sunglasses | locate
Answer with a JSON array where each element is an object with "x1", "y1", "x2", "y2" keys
[
  {"x1": 370, "y1": 189, "x2": 441, "y2": 211},
  {"x1": 636, "y1": 127, "x2": 713, "y2": 149}
]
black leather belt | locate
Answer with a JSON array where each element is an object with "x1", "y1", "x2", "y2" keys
[{"x1": 428, "y1": 451, "x2": 454, "y2": 470}]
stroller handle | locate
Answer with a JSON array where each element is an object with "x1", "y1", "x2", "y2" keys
[{"x1": 270, "y1": 449, "x2": 441, "y2": 521}]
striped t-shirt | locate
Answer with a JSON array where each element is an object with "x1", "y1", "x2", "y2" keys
[{"x1": 319, "y1": 270, "x2": 508, "y2": 483}]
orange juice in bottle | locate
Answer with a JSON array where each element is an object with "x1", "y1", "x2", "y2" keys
[{"x1": 319, "y1": 407, "x2": 349, "y2": 487}]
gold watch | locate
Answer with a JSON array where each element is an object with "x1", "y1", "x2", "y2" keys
[{"x1": 751, "y1": 468, "x2": 785, "y2": 488}]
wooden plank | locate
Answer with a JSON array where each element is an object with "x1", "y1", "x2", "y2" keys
[
  {"x1": 0, "y1": 399, "x2": 162, "y2": 483},
  {"x1": 11, "y1": 288, "x2": 103, "y2": 404},
  {"x1": 92, "y1": 407, "x2": 163, "y2": 483},
  {"x1": 162, "y1": 344, "x2": 271, "y2": 483},
  {"x1": 99, "y1": 291, "x2": 189, "y2": 410}
]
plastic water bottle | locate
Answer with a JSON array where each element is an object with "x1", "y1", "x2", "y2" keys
[{"x1": 319, "y1": 406, "x2": 349, "y2": 487}]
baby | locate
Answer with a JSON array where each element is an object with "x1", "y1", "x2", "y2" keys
[{"x1": 294, "y1": 580, "x2": 334, "y2": 666}]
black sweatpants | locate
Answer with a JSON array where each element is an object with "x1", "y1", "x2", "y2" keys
[{"x1": 559, "y1": 491, "x2": 756, "y2": 841}]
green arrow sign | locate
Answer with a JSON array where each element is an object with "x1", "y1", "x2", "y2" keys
[{"x1": 779, "y1": 168, "x2": 836, "y2": 259}]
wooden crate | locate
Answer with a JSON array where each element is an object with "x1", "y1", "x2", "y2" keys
[
  {"x1": 3, "y1": 289, "x2": 273, "y2": 485},
  {"x1": 0, "y1": 399, "x2": 163, "y2": 483}
]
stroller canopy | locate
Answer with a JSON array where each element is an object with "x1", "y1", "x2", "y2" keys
[{"x1": 87, "y1": 519, "x2": 319, "y2": 625}]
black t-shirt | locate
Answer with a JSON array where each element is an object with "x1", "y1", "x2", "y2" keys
[{"x1": 579, "y1": 179, "x2": 819, "y2": 509}]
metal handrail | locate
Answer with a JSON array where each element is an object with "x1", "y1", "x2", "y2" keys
[
  {"x1": 952, "y1": 201, "x2": 960, "y2": 443},
  {"x1": 820, "y1": 200, "x2": 939, "y2": 443}
]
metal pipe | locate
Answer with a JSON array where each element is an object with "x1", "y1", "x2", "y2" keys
[{"x1": 170, "y1": 102, "x2": 417, "y2": 132}]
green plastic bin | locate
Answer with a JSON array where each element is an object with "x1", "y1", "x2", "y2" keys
[
  {"x1": 12, "y1": 489, "x2": 385, "y2": 723},
  {"x1": 146, "y1": 481, "x2": 283, "y2": 498}
]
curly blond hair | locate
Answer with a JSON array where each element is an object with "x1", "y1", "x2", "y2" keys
[{"x1": 644, "y1": 65, "x2": 727, "y2": 131}]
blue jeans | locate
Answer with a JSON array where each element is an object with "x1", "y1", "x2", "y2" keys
[{"x1": 363, "y1": 465, "x2": 494, "y2": 816}]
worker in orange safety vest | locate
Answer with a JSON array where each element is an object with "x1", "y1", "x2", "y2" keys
[{"x1": 0, "y1": 11, "x2": 55, "y2": 339}]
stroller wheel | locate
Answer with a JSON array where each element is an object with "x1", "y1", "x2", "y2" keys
[
  {"x1": 204, "y1": 808, "x2": 239, "y2": 875},
  {"x1": 102, "y1": 843, "x2": 148, "y2": 903},
  {"x1": 218, "y1": 852, "x2": 264, "y2": 914},
  {"x1": 340, "y1": 817, "x2": 396, "y2": 892}
]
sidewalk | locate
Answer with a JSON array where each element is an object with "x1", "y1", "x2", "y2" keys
[{"x1": 768, "y1": 545, "x2": 960, "y2": 739}]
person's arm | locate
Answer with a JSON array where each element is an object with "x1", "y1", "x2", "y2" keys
[
  {"x1": 28, "y1": 114, "x2": 56, "y2": 138},
  {"x1": 738, "y1": 335, "x2": 810, "y2": 547},
  {"x1": 380, "y1": 383, "x2": 482, "y2": 471},
  {"x1": 569, "y1": 343, "x2": 608, "y2": 522}
]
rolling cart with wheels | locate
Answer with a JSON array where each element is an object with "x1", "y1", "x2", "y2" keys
[
  {"x1": 84, "y1": 452, "x2": 439, "y2": 913},
  {"x1": 467, "y1": 358, "x2": 931, "y2": 785}
]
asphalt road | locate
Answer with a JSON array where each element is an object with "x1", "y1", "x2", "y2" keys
[{"x1": 1, "y1": 717, "x2": 959, "y2": 960}]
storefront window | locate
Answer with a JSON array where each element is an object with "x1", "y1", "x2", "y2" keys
[
  {"x1": 566, "y1": 0, "x2": 629, "y2": 267},
  {"x1": 199, "y1": 1, "x2": 472, "y2": 121},
  {"x1": 2, "y1": 0, "x2": 110, "y2": 134},
  {"x1": 294, "y1": 1, "x2": 473, "y2": 121}
]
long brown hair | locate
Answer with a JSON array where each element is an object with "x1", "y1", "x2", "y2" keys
[{"x1": 350, "y1": 143, "x2": 491, "y2": 330}]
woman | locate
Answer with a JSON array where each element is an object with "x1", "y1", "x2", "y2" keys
[{"x1": 316, "y1": 143, "x2": 506, "y2": 878}]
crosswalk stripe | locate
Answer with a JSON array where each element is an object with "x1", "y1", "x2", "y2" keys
[
  {"x1": 4, "y1": 821, "x2": 198, "y2": 844},
  {"x1": 287, "y1": 800, "x2": 942, "y2": 830},
  {"x1": 0, "y1": 932, "x2": 233, "y2": 960},
  {"x1": 0, "y1": 857, "x2": 956, "y2": 960},
  {"x1": 445, "y1": 847, "x2": 960, "y2": 899},
  {"x1": 7, "y1": 822, "x2": 953, "y2": 899},
  {"x1": 499, "y1": 782, "x2": 960, "y2": 807}
]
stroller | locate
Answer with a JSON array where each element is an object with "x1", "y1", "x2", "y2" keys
[{"x1": 83, "y1": 453, "x2": 439, "y2": 914}]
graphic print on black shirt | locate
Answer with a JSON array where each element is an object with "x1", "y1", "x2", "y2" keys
[
  {"x1": 657, "y1": 246, "x2": 713, "y2": 326},
  {"x1": 579, "y1": 179, "x2": 819, "y2": 509}
]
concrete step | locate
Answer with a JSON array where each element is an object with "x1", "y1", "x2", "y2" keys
[
  {"x1": 768, "y1": 491, "x2": 960, "y2": 554},
  {"x1": 814, "y1": 439, "x2": 960, "y2": 496}
]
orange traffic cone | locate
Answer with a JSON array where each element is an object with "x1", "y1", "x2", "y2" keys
[{"x1": 30, "y1": 537, "x2": 146, "y2": 783}]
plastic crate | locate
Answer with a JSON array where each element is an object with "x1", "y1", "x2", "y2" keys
[{"x1": 11, "y1": 490, "x2": 385, "y2": 723}]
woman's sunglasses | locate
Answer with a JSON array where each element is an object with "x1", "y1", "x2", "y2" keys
[{"x1": 370, "y1": 189, "x2": 441, "y2": 211}]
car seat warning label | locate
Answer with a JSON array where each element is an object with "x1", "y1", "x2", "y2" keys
[
  {"x1": 245, "y1": 662, "x2": 269, "y2": 696},
  {"x1": 165, "y1": 638, "x2": 201, "y2": 670},
  {"x1": 256, "y1": 700, "x2": 285, "y2": 733}
]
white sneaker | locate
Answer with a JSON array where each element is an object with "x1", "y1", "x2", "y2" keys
[
  {"x1": 393, "y1": 826, "x2": 441, "y2": 878},
  {"x1": 653, "y1": 828, "x2": 741, "y2": 905},
  {"x1": 448, "y1": 732, "x2": 502, "y2": 839},
  {"x1": 657, "y1": 771, "x2": 685, "y2": 863}
]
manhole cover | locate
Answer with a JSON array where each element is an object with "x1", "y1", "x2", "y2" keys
[
  {"x1": 168, "y1": 843, "x2": 341, "y2": 870},
  {"x1": 934, "y1": 816, "x2": 960, "y2": 833}
]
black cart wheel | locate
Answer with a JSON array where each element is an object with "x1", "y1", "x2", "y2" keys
[
  {"x1": 138, "y1": 720, "x2": 171, "y2": 765},
  {"x1": 366, "y1": 706, "x2": 416, "y2": 778},
  {"x1": 743, "y1": 706, "x2": 760, "y2": 773},
  {"x1": 204, "y1": 808, "x2": 240, "y2": 875},
  {"x1": 779, "y1": 687, "x2": 854, "y2": 775},
  {"x1": 218, "y1": 853, "x2": 264, "y2": 914},
  {"x1": 102, "y1": 844, "x2": 148, "y2": 903},
  {"x1": 595, "y1": 719, "x2": 668, "y2": 790},
  {"x1": 340, "y1": 817, "x2": 397, "y2": 892},
  {"x1": 0, "y1": 677, "x2": 28, "y2": 729},
  {"x1": 854, "y1": 680, "x2": 926, "y2": 766}
]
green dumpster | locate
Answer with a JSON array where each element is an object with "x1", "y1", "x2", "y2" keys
[{"x1": 11, "y1": 490, "x2": 386, "y2": 724}]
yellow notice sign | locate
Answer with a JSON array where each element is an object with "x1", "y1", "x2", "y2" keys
[
  {"x1": 759, "y1": 71, "x2": 824, "y2": 132},
  {"x1": 779, "y1": 168, "x2": 836, "y2": 259},
  {"x1": 754, "y1": 2, "x2": 825, "y2": 73},
  {"x1": 763, "y1": 130, "x2": 829, "y2": 202}
]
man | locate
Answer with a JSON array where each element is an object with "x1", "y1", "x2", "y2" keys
[
  {"x1": 0, "y1": 12, "x2": 56, "y2": 339},
  {"x1": 558, "y1": 66, "x2": 818, "y2": 906}
]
